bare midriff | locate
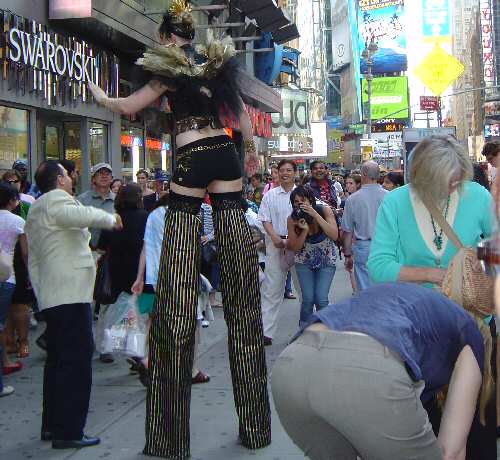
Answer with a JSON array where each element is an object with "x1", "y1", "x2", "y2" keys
[
  {"x1": 175, "y1": 127, "x2": 229, "y2": 149},
  {"x1": 306, "y1": 322, "x2": 368, "y2": 337}
]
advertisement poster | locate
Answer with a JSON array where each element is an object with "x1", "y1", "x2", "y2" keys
[
  {"x1": 422, "y1": 0, "x2": 451, "y2": 39},
  {"x1": 271, "y1": 88, "x2": 311, "y2": 137},
  {"x1": 331, "y1": 0, "x2": 352, "y2": 71},
  {"x1": 361, "y1": 76, "x2": 409, "y2": 120},
  {"x1": 358, "y1": 0, "x2": 407, "y2": 73}
]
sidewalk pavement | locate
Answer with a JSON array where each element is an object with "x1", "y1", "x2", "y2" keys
[
  {"x1": 0, "y1": 265, "x2": 349, "y2": 460},
  {"x1": 3, "y1": 267, "x2": 498, "y2": 460}
]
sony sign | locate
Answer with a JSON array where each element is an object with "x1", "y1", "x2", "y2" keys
[{"x1": 9, "y1": 28, "x2": 97, "y2": 83}]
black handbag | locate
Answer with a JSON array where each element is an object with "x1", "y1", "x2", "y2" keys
[{"x1": 93, "y1": 254, "x2": 117, "y2": 305}]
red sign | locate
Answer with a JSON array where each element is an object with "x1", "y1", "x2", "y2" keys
[
  {"x1": 420, "y1": 96, "x2": 439, "y2": 112},
  {"x1": 219, "y1": 104, "x2": 272, "y2": 138}
]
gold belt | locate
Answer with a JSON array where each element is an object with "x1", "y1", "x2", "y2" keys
[{"x1": 175, "y1": 116, "x2": 222, "y2": 135}]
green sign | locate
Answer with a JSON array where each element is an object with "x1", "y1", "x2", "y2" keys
[{"x1": 362, "y1": 76, "x2": 409, "y2": 121}]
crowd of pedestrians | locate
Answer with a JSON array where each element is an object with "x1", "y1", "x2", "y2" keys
[{"x1": 0, "y1": 135, "x2": 498, "y2": 460}]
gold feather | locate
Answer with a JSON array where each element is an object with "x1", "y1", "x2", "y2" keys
[{"x1": 169, "y1": 0, "x2": 192, "y2": 17}]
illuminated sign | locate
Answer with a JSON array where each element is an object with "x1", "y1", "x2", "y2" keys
[
  {"x1": 219, "y1": 104, "x2": 272, "y2": 138},
  {"x1": 362, "y1": 76, "x2": 409, "y2": 121},
  {"x1": 9, "y1": 28, "x2": 97, "y2": 82},
  {"x1": 372, "y1": 122, "x2": 405, "y2": 132},
  {"x1": 271, "y1": 88, "x2": 310, "y2": 137},
  {"x1": 480, "y1": 0, "x2": 495, "y2": 88},
  {"x1": 1, "y1": 10, "x2": 119, "y2": 105},
  {"x1": 422, "y1": 0, "x2": 451, "y2": 38}
]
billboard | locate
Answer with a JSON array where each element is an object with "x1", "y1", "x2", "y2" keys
[
  {"x1": 422, "y1": 0, "x2": 451, "y2": 39},
  {"x1": 331, "y1": 0, "x2": 352, "y2": 71},
  {"x1": 271, "y1": 88, "x2": 310, "y2": 137},
  {"x1": 358, "y1": 0, "x2": 407, "y2": 74},
  {"x1": 362, "y1": 76, "x2": 409, "y2": 121},
  {"x1": 480, "y1": 0, "x2": 495, "y2": 89}
]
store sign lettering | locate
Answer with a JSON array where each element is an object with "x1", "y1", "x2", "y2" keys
[
  {"x1": 480, "y1": 0, "x2": 495, "y2": 86},
  {"x1": 219, "y1": 104, "x2": 272, "y2": 138},
  {"x1": 9, "y1": 28, "x2": 97, "y2": 83}
]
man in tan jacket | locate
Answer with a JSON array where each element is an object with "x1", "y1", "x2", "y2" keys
[{"x1": 25, "y1": 160, "x2": 122, "y2": 450}]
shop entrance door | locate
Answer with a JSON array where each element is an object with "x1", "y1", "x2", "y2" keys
[{"x1": 38, "y1": 112, "x2": 83, "y2": 193}]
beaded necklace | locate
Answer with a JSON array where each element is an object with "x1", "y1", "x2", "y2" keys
[{"x1": 430, "y1": 196, "x2": 451, "y2": 252}]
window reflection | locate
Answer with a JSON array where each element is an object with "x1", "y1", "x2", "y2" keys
[{"x1": 0, "y1": 106, "x2": 29, "y2": 171}]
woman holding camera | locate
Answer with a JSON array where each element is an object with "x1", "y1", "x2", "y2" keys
[{"x1": 287, "y1": 186, "x2": 339, "y2": 327}]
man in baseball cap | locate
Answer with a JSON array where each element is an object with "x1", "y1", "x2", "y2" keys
[
  {"x1": 77, "y1": 163, "x2": 115, "y2": 250},
  {"x1": 12, "y1": 159, "x2": 31, "y2": 194}
]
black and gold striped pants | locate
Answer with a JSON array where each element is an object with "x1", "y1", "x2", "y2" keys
[{"x1": 144, "y1": 193, "x2": 271, "y2": 459}]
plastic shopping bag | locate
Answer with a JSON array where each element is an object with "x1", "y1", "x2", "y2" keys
[{"x1": 102, "y1": 293, "x2": 147, "y2": 358}]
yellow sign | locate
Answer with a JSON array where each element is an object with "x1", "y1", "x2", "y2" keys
[
  {"x1": 414, "y1": 44, "x2": 465, "y2": 96},
  {"x1": 361, "y1": 145, "x2": 373, "y2": 161}
]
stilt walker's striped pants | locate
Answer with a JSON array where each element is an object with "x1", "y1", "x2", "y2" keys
[{"x1": 144, "y1": 195, "x2": 271, "y2": 459}]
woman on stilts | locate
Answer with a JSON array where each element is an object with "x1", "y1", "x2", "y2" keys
[{"x1": 89, "y1": 1, "x2": 271, "y2": 458}]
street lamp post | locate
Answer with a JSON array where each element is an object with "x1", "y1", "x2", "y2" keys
[{"x1": 362, "y1": 36, "x2": 378, "y2": 140}]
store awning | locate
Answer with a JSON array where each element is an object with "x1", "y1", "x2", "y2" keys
[{"x1": 240, "y1": 0, "x2": 300, "y2": 44}]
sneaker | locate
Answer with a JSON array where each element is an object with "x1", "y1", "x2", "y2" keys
[
  {"x1": 0, "y1": 386, "x2": 15, "y2": 397},
  {"x1": 201, "y1": 320, "x2": 209, "y2": 328}
]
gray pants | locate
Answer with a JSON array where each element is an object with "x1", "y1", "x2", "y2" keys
[{"x1": 271, "y1": 329, "x2": 442, "y2": 460}]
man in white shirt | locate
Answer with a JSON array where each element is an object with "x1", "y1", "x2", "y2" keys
[{"x1": 258, "y1": 160, "x2": 297, "y2": 345}]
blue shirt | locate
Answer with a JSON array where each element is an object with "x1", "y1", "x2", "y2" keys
[{"x1": 301, "y1": 282, "x2": 484, "y2": 402}]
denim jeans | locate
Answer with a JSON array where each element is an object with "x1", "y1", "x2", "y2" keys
[
  {"x1": 0, "y1": 281, "x2": 15, "y2": 393},
  {"x1": 352, "y1": 240, "x2": 372, "y2": 291},
  {"x1": 295, "y1": 264, "x2": 336, "y2": 327},
  {"x1": 285, "y1": 271, "x2": 292, "y2": 293}
]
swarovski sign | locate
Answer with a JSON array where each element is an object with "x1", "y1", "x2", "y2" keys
[{"x1": 9, "y1": 28, "x2": 97, "y2": 83}]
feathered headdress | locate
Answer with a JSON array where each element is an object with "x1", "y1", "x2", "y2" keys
[
  {"x1": 169, "y1": 0, "x2": 192, "y2": 18},
  {"x1": 160, "y1": 0, "x2": 195, "y2": 39}
]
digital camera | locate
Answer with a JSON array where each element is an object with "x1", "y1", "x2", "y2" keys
[{"x1": 291, "y1": 207, "x2": 314, "y2": 224}]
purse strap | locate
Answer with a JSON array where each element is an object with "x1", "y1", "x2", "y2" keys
[{"x1": 419, "y1": 195, "x2": 464, "y2": 250}]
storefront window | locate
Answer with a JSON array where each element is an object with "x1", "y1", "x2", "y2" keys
[
  {"x1": 121, "y1": 126, "x2": 144, "y2": 182},
  {"x1": 64, "y1": 122, "x2": 82, "y2": 194},
  {"x1": 43, "y1": 125, "x2": 61, "y2": 160},
  {"x1": 146, "y1": 134, "x2": 172, "y2": 175},
  {"x1": 0, "y1": 106, "x2": 29, "y2": 171},
  {"x1": 90, "y1": 123, "x2": 108, "y2": 166}
]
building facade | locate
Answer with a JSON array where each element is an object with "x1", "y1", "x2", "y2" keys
[{"x1": 0, "y1": 0, "x2": 285, "y2": 190}]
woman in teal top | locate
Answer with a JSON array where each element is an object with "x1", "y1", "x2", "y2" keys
[
  {"x1": 368, "y1": 135, "x2": 494, "y2": 286},
  {"x1": 367, "y1": 134, "x2": 495, "y2": 460}
]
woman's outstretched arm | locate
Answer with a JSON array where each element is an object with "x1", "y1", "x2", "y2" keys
[{"x1": 88, "y1": 81, "x2": 169, "y2": 116}]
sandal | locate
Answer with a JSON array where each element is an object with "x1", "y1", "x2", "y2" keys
[
  {"x1": 18, "y1": 342, "x2": 30, "y2": 358},
  {"x1": 3, "y1": 361, "x2": 23, "y2": 375},
  {"x1": 192, "y1": 371, "x2": 210, "y2": 384}
]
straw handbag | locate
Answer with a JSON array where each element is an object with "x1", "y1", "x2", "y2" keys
[{"x1": 423, "y1": 198, "x2": 493, "y2": 317}]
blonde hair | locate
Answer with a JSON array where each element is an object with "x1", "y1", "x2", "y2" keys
[{"x1": 409, "y1": 135, "x2": 473, "y2": 206}]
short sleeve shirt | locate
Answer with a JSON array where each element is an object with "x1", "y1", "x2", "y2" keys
[
  {"x1": 0, "y1": 210, "x2": 25, "y2": 284},
  {"x1": 258, "y1": 186, "x2": 295, "y2": 237},
  {"x1": 341, "y1": 184, "x2": 387, "y2": 240}
]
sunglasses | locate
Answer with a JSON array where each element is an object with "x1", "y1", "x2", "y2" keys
[{"x1": 6, "y1": 179, "x2": 20, "y2": 184}]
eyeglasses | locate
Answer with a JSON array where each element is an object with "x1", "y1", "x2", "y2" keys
[{"x1": 6, "y1": 179, "x2": 20, "y2": 184}]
